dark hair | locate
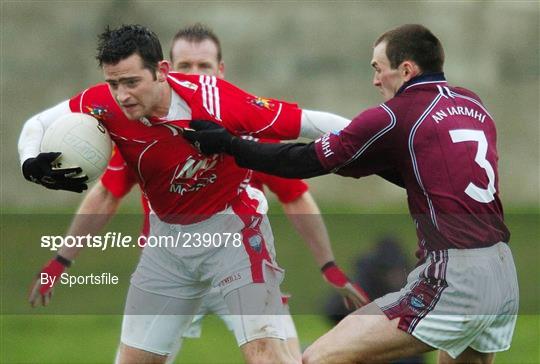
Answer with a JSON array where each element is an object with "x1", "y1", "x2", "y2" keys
[
  {"x1": 169, "y1": 23, "x2": 222, "y2": 62},
  {"x1": 96, "y1": 24, "x2": 163, "y2": 75},
  {"x1": 374, "y1": 24, "x2": 444, "y2": 73}
]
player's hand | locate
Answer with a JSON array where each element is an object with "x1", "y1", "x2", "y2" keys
[
  {"x1": 28, "y1": 255, "x2": 72, "y2": 307},
  {"x1": 321, "y1": 261, "x2": 370, "y2": 310},
  {"x1": 22, "y1": 152, "x2": 88, "y2": 193},
  {"x1": 183, "y1": 120, "x2": 235, "y2": 155}
]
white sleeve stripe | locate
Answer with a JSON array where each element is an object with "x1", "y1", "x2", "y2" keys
[
  {"x1": 332, "y1": 103, "x2": 396, "y2": 172},
  {"x1": 408, "y1": 94, "x2": 444, "y2": 230},
  {"x1": 213, "y1": 77, "x2": 221, "y2": 120},
  {"x1": 200, "y1": 75, "x2": 209, "y2": 116},
  {"x1": 106, "y1": 165, "x2": 126, "y2": 172},
  {"x1": 248, "y1": 103, "x2": 283, "y2": 136},
  {"x1": 78, "y1": 88, "x2": 90, "y2": 112},
  {"x1": 207, "y1": 76, "x2": 214, "y2": 115},
  {"x1": 450, "y1": 91, "x2": 493, "y2": 120},
  {"x1": 199, "y1": 75, "x2": 221, "y2": 121}
]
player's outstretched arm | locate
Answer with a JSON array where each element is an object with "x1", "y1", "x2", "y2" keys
[
  {"x1": 28, "y1": 182, "x2": 121, "y2": 307},
  {"x1": 184, "y1": 121, "x2": 326, "y2": 178},
  {"x1": 283, "y1": 192, "x2": 370, "y2": 309}
]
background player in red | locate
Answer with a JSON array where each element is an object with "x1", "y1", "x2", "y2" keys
[
  {"x1": 20, "y1": 24, "x2": 366, "y2": 363},
  {"x1": 183, "y1": 24, "x2": 519, "y2": 364}
]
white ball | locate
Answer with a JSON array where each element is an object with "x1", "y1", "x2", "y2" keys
[{"x1": 40, "y1": 113, "x2": 112, "y2": 182}]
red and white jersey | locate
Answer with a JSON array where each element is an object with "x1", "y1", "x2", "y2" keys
[
  {"x1": 252, "y1": 172, "x2": 308, "y2": 204},
  {"x1": 69, "y1": 73, "x2": 303, "y2": 224},
  {"x1": 101, "y1": 139, "x2": 308, "y2": 236},
  {"x1": 100, "y1": 146, "x2": 137, "y2": 198},
  {"x1": 100, "y1": 146, "x2": 150, "y2": 236}
]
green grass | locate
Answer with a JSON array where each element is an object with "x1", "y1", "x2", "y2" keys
[
  {"x1": 1, "y1": 211, "x2": 538, "y2": 363},
  {"x1": 1, "y1": 315, "x2": 538, "y2": 363}
]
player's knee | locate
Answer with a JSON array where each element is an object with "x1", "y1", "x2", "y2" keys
[
  {"x1": 116, "y1": 343, "x2": 167, "y2": 364},
  {"x1": 302, "y1": 343, "x2": 340, "y2": 364},
  {"x1": 242, "y1": 338, "x2": 296, "y2": 364}
]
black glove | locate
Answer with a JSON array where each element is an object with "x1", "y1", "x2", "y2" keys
[
  {"x1": 22, "y1": 152, "x2": 88, "y2": 193},
  {"x1": 183, "y1": 120, "x2": 235, "y2": 155}
]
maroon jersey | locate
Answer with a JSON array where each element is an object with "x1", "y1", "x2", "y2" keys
[
  {"x1": 69, "y1": 73, "x2": 302, "y2": 224},
  {"x1": 314, "y1": 74, "x2": 509, "y2": 258}
]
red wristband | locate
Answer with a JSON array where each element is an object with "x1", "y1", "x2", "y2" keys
[
  {"x1": 321, "y1": 262, "x2": 348, "y2": 287},
  {"x1": 38, "y1": 259, "x2": 66, "y2": 294}
]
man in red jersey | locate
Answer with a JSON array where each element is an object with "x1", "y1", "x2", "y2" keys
[
  {"x1": 25, "y1": 23, "x2": 367, "y2": 362},
  {"x1": 183, "y1": 24, "x2": 519, "y2": 364},
  {"x1": 18, "y1": 24, "x2": 363, "y2": 364}
]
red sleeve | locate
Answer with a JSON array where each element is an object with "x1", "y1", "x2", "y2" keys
[
  {"x1": 253, "y1": 172, "x2": 308, "y2": 203},
  {"x1": 189, "y1": 76, "x2": 302, "y2": 140},
  {"x1": 100, "y1": 146, "x2": 138, "y2": 198}
]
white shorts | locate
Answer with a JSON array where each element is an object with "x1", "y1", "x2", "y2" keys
[
  {"x1": 131, "y1": 188, "x2": 280, "y2": 299},
  {"x1": 375, "y1": 242, "x2": 519, "y2": 359},
  {"x1": 121, "y1": 188, "x2": 288, "y2": 354},
  {"x1": 121, "y1": 278, "x2": 288, "y2": 354},
  {"x1": 184, "y1": 288, "x2": 298, "y2": 340}
]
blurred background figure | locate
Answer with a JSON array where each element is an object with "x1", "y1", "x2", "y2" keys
[{"x1": 324, "y1": 236, "x2": 425, "y2": 364}]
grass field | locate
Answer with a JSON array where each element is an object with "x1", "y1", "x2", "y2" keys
[{"x1": 1, "y1": 207, "x2": 538, "y2": 363}]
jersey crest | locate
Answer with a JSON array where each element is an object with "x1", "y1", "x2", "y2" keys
[
  {"x1": 85, "y1": 105, "x2": 109, "y2": 123},
  {"x1": 248, "y1": 96, "x2": 275, "y2": 111}
]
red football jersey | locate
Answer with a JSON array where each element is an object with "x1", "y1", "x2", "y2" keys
[
  {"x1": 100, "y1": 146, "x2": 137, "y2": 198},
  {"x1": 69, "y1": 73, "x2": 302, "y2": 224},
  {"x1": 100, "y1": 146, "x2": 150, "y2": 236},
  {"x1": 251, "y1": 172, "x2": 308, "y2": 204}
]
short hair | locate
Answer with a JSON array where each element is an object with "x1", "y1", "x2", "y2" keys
[
  {"x1": 96, "y1": 24, "x2": 163, "y2": 75},
  {"x1": 169, "y1": 23, "x2": 222, "y2": 62},
  {"x1": 374, "y1": 24, "x2": 444, "y2": 73}
]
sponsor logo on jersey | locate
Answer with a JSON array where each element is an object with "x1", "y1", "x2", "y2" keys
[
  {"x1": 249, "y1": 96, "x2": 275, "y2": 111},
  {"x1": 169, "y1": 154, "x2": 219, "y2": 195},
  {"x1": 85, "y1": 106, "x2": 108, "y2": 123}
]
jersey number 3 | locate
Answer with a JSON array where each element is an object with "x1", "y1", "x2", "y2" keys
[{"x1": 449, "y1": 129, "x2": 496, "y2": 203}]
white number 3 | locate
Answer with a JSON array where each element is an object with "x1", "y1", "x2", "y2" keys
[{"x1": 449, "y1": 129, "x2": 496, "y2": 203}]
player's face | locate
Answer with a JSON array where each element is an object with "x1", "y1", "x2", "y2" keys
[
  {"x1": 371, "y1": 42, "x2": 404, "y2": 101},
  {"x1": 171, "y1": 39, "x2": 224, "y2": 79},
  {"x1": 103, "y1": 54, "x2": 170, "y2": 120}
]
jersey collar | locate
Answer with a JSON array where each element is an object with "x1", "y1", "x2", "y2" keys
[{"x1": 396, "y1": 72, "x2": 446, "y2": 96}]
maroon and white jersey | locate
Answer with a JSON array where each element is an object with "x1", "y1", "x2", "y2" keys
[
  {"x1": 314, "y1": 73, "x2": 509, "y2": 258},
  {"x1": 69, "y1": 73, "x2": 302, "y2": 224}
]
